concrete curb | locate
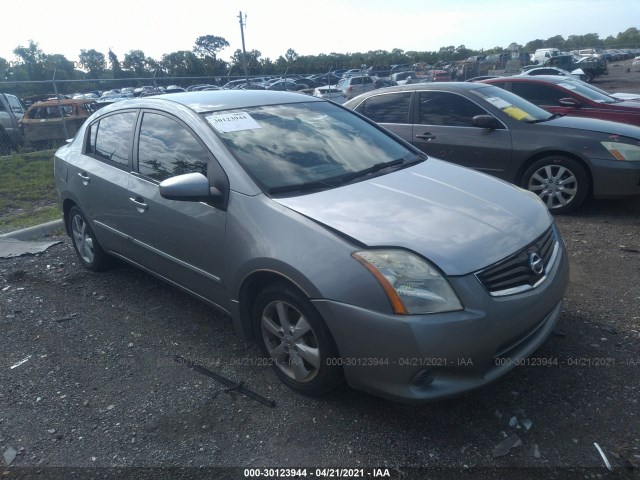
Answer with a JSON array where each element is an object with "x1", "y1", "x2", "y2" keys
[{"x1": 0, "y1": 219, "x2": 65, "y2": 241}]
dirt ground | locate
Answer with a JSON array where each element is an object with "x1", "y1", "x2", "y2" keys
[{"x1": 1, "y1": 65, "x2": 640, "y2": 480}]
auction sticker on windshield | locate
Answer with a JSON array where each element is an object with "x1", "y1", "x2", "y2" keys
[
  {"x1": 484, "y1": 96, "x2": 530, "y2": 121},
  {"x1": 485, "y1": 97, "x2": 511, "y2": 109},
  {"x1": 206, "y1": 112, "x2": 261, "y2": 133}
]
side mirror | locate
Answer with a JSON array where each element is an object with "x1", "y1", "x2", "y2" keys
[
  {"x1": 472, "y1": 115, "x2": 502, "y2": 130},
  {"x1": 559, "y1": 97, "x2": 581, "y2": 108},
  {"x1": 159, "y1": 172, "x2": 221, "y2": 202}
]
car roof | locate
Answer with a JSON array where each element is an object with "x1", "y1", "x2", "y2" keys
[
  {"x1": 97, "y1": 90, "x2": 323, "y2": 115},
  {"x1": 27, "y1": 98, "x2": 95, "y2": 109},
  {"x1": 485, "y1": 76, "x2": 571, "y2": 84},
  {"x1": 350, "y1": 82, "x2": 489, "y2": 94}
]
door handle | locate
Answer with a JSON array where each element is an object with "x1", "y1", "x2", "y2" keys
[
  {"x1": 77, "y1": 172, "x2": 90, "y2": 184},
  {"x1": 416, "y1": 133, "x2": 436, "y2": 141},
  {"x1": 129, "y1": 197, "x2": 148, "y2": 211}
]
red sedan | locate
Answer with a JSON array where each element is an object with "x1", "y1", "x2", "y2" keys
[{"x1": 481, "y1": 75, "x2": 640, "y2": 126}]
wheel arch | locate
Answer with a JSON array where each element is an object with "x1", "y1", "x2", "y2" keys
[
  {"x1": 236, "y1": 269, "x2": 316, "y2": 341},
  {"x1": 517, "y1": 150, "x2": 594, "y2": 197},
  {"x1": 61, "y1": 198, "x2": 78, "y2": 236}
]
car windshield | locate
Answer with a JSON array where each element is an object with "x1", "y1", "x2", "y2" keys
[
  {"x1": 204, "y1": 101, "x2": 420, "y2": 193},
  {"x1": 556, "y1": 78, "x2": 618, "y2": 102},
  {"x1": 553, "y1": 80, "x2": 617, "y2": 103},
  {"x1": 471, "y1": 85, "x2": 552, "y2": 122}
]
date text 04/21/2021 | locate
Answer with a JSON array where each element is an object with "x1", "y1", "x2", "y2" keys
[{"x1": 243, "y1": 468, "x2": 391, "y2": 477}]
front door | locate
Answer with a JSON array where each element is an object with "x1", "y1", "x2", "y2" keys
[{"x1": 127, "y1": 111, "x2": 229, "y2": 309}]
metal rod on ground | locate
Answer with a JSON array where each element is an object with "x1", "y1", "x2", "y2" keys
[{"x1": 173, "y1": 355, "x2": 276, "y2": 408}]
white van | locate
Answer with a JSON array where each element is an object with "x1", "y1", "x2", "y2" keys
[{"x1": 532, "y1": 48, "x2": 561, "y2": 64}]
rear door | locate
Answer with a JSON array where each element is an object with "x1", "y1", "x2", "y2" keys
[
  {"x1": 352, "y1": 91, "x2": 414, "y2": 144},
  {"x1": 412, "y1": 91, "x2": 513, "y2": 176},
  {"x1": 69, "y1": 110, "x2": 138, "y2": 256}
]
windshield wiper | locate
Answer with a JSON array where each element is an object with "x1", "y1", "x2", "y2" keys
[
  {"x1": 338, "y1": 157, "x2": 422, "y2": 184},
  {"x1": 268, "y1": 156, "x2": 424, "y2": 196},
  {"x1": 527, "y1": 112, "x2": 564, "y2": 124},
  {"x1": 268, "y1": 179, "x2": 339, "y2": 195}
]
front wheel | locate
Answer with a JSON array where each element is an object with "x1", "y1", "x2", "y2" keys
[
  {"x1": 68, "y1": 206, "x2": 112, "y2": 271},
  {"x1": 253, "y1": 283, "x2": 343, "y2": 396},
  {"x1": 521, "y1": 156, "x2": 589, "y2": 214}
]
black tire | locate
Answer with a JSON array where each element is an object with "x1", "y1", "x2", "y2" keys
[
  {"x1": 521, "y1": 156, "x2": 589, "y2": 214},
  {"x1": 68, "y1": 206, "x2": 112, "y2": 271},
  {"x1": 253, "y1": 283, "x2": 343, "y2": 396}
]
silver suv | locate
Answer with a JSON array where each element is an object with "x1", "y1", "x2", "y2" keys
[
  {"x1": 0, "y1": 93, "x2": 25, "y2": 154},
  {"x1": 336, "y1": 74, "x2": 375, "y2": 100}
]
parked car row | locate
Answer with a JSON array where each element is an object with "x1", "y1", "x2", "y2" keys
[{"x1": 344, "y1": 79, "x2": 640, "y2": 213}]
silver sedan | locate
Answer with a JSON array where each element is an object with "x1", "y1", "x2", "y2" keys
[{"x1": 54, "y1": 91, "x2": 568, "y2": 402}]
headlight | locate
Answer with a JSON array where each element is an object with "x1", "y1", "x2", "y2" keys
[
  {"x1": 352, "y1": 249, "x2": 463, "y2": 315},
  {"x1": 601, "y1": 141, "x2": 640, "y2": 161}
]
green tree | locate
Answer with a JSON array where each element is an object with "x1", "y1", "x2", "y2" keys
[
  {"x1": 566, "y1": 33, "x2": 601, "y2": 50},
  {"x1": 543, "y1": 35, "x2": 566, "y2": 49},
  {"x1": 44, "y1": 54, "x2": 76, "y2": 80},
  {"x1": 285, "y1": 48, "x2": 298, "y2": 63},
  {"x1": 123, "y1": 50, "x2": 148, "y2": 76},
  {"x1": 608, "y1": 27, "x2": 640, "y2": 47},
  {"x1": 161, "y1": 51, "x2": 205, "y2": 76},
  {"x1": 108, "y1": 49, "x2": 122, "y2": 77},
  {"x1": 79, "y1": 49, "x2": 106, "y2": 78},
  {"x1": 507, "y1": 42, "x2": 523, "y2": 53},
  {"x1": 13, "y1": 40, "x2": 45, "y2": 80},
  {"x1": 524, "y1": 39, "x2": 546, "y2": 53},
  {"x1": 229, "y1": 49, "x2": 262, "y2": 75},
  {"x1": 0, "y1": 57, "x2": 8, "y2": 81},
  {"x1": 193, "y1": 35, "x2": 229, "y2": 60}
]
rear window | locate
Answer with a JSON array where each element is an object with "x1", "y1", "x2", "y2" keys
[
  {"x1": 7, "y1": 95, "x2": 24, "y2": 114},
  {"x1": 28, "y1": 105, "x2": 74, "y2": 119},
  {"x1": 361, "y1": 93, "x2": 412, "y2": 124},
  {"x1": 87, "y1": 111, "x2": 137, "y2": 168},
  {"x1": 351, "y1": 77, "x2": 372, "y2": 85}
]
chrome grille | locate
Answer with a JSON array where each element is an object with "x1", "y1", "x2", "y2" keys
[{"x1": 476, "y1": 228, "x2": 558, "y2": 296}]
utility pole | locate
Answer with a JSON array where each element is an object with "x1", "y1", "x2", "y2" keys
[{"x1": 238, "y1": 11, "x2": 249, "y2": 86}]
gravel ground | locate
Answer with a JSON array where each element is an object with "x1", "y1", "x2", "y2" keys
[{"x1": 1, "y1": 65, "x2": 639, "y2": 480}]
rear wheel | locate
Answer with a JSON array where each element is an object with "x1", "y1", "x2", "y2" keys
[
  {"x1": 253, "y1": 283, "x2": 343, "y2": 396},
  {"x1": 68, "y1": 206, "x2": 112, "y2": 271},
  {"x1": 522, "y1": 156, "x2": 589, "y2": 214}
]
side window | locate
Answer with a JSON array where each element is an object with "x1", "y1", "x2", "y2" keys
[
  {"x1": 489, "y1": 82, "x2": 508, "y2": 90},
  {"x1": 362, "y1": 93, "x2": 412, "y2": 124},
  {"x1": 7, "y1": 96, "x2": 23, "y2": 114},
  {"x1": 418, "y1": 91, "x2": 486, "y2": 127},
  {"x1": 88, "y1": 111, "x2": 137, "y2": 168},
  {"x1": 137, "y1": 112, "x2": 208, "y2": 182},
  {"x1": 511, "y1": 83, "x2": 565, "y2": 105},
  {"x1": 0, "y1": 100, "x2": 6, "y2": 112}
]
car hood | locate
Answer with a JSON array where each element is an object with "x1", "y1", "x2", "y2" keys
[
  {"x1": 275, "y1": 159, "x2": 552, "y2": 276},
  {"x1": 611, "y1": 93, "x2": 640, "y2": 101},
  {"x1": 545, "y1": 115, "x2": 640, "y2": 138}
]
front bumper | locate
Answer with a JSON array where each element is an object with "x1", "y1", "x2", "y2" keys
[
  {"x1": 589, "y1": 157, "x2": 640, "y2": 198},
  {"x1": 312, "y1": 238, "x2": 569, "y2": 403}
]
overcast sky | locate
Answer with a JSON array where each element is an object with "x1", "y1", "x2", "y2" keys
[{"x1": 1, "y1": 0, "x2": 638, "y2": 65}]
